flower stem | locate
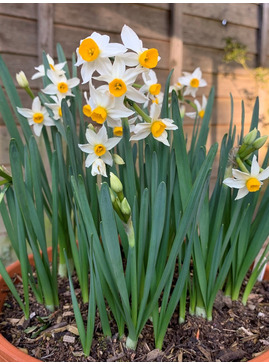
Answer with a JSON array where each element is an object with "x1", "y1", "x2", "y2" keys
[{"x1": 126, "y1": 99, "x2": 152, "y2": 123}]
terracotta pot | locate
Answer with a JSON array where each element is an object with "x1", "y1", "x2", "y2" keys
[
  {"x1": 0, "y1": 252, "x2": 268, "y2": 362},
  {"x1": 0, "y1": 248, "x2": 53, "y2": 362}
]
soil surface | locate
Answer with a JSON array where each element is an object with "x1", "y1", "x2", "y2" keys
[{"x1": 0, "y1": 272, "x2": 269, "y2": 362}]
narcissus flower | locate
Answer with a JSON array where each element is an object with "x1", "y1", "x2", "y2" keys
[
  {"x1": 178, "y1": 67, "x2": 207, "y2": 97},
  {"x1": 17, "y1": 96, "x2": 54, "y2": 137},
  {"x1": 42, "y1": 70, "x2": 80, "y2": 100},
  {"x1": 45, "y1": 95, "x2": 71, "y2": 121},
  {"x1": 186, "y1": 95, "x2": 207, "y2": 119},
  {"x1": 94, "y1": 57, "x2": 147, "y2": 104},
  {"x1": 85, "y1": 85, "x2": 134, "y2": 127},
  {"x1": 120, "y1": 25, "x2": 160, "y2": 70},
  {"x1": 91, "y1": 158, "x2": 107, "y2": 177},
  {"x1": 223, "y1": 155, "x2": 269, "y2": 200},
  {"x1": 130, "y1": 103, "x2": 178, "y2": 146},
  {"x1": 75, "y1": 32, "x2": 126, "y2": 83},
  {"x1": 31, "y1": 54, "x2": 66, "y2": 80},
  {"x1": 78, "y1": 125, "x2": 121, "y2": 174}
]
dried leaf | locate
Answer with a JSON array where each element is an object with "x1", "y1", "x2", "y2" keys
[{"x1": 63, "y1": 335, "x2": 75, "y2": 343}]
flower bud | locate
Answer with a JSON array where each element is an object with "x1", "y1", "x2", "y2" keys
[
  {"x1": 16, "y1": 71, "x2": 29, "y2": 88},
  {"x1": 121, "y1": 197, "x2": 131, "y2": 216},
  {"x1": 253, "y1": 135, "x2": 268, "y2": 150},
  {"x1": 87, "y1": 123, "x2": 96, "y2": 132},
  {"x1": 109, "y1": 187, "x2": 116, "y2": 204},
  {"x1": 110, "y1": 172, "x2": 123, "y2": 194},
  {"x1": 243, "y1": 128, "x2": 257, "y2": 145},
  {"x1": 113, "y1": 154, "x2": 125, "y2": 165}
]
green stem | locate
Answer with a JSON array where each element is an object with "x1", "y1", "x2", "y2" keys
[
  {"x1": 126, "y1": 99, "x2": 152, "y2": 123},
  {"x1": 125, "y1": 218, "x2": 137, "y2": 326},
  {"x1": 235, "y1": 156, "x2": 249, "y2": 173}
]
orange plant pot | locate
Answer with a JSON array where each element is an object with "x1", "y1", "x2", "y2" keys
[{"x1": 0, "y1": 252, "x2": 268, "y2": 362}]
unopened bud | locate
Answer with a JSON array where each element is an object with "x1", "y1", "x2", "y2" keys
[
  {"x1": 16, "y1": 71, "x2": 29, "y2": 88},
  {"x1": 87, "y1": 123, "x2": 96, "y2": 132},
  {"x1": 110, "y1": 172, "x2": 123, "y2": 194},
  {"x1": 243, "y1": 128, "x2": 257, "y2": 145},
  {"x1": 109, "y1": 187, "x2": 116, "y2": 204},
  {"x1": 113, "y1": 154, "x2": 125, "y2": 165},
  {"x1": 121, "y1": 197, "x2": 131, "y2": 216},
  {"x1": 253, "y1": 135, "x2": 268, "y2": 150}
]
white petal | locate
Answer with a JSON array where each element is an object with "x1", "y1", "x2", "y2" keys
[
  {"x1": 258, "y1": 166, "x2": 269, "y2": 181},
  {"x1": 67, "y1": 77, "x2": 80, "y2": 89},
  {"x1": 223, "y1": 177, "x2": 246, "y2": 189},
  {"x1": 126, "y1": 87, "x2": 148, "y2": 103},
  {"x1": 192, "y1": 67, "x2": 202, "y2": 79},
  {"x1": 155, "y1": 130, "x2": 169, "y2": 146},
  {"x1": 121, "y1": 24, "x2": 143, "y2": 53},
  {"x1": 33, "y1": 123, "x2": 43, "y2": 137},
  {"x1": 85, "y1": 153, "x2": 98, "y2": 168},
  {"x1": 42, "y1": 84, "x2": 58, "y2": 95},
  {"x1": 78, "y1": 143, "x2": 94, "y2": 154},
  {"x1": 81, "y1": 62, "x2": 95, "y2": 84},
  {"x1": 232, "y1": 169, "x2": 250, "y2": 181},
  {"x1": 101, "y1": 152, "x2": 113, "y2": 166},
  {"x1": 105, "y1": 137, "x2": 121, "y2": 150},
  {"x1": 32, "y1": 97, "x2": 42, "y2": 111},
  {"x1": 235, "y1": 187, "x2": 249, "y2": 200},
  {"x1": 250, "y1": 155, "x2": 260, "y2": 176},
  {"x1": 17, "y1": 107, "x2": 33, "y2": 119},
  {"x1": 96, "y1": 125, "x2": 108, "y2": 144}
]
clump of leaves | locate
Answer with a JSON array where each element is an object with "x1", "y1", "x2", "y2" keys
[{"x1": 223, "y1": 37, "x2": 248, "y2": 66}]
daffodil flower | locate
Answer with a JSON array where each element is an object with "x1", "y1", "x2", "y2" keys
[
  {"x1": 223, "y1": 155, "x2": 269, "y2": 200},
  {"x1": 84, "y1": 85, "x2": 134, "y2": 127},
  {"x1": 178, "y1": 67, "x2": 207, "y2": 98},
  {"x1": 94, "y1": 57, "x2": 147, "y2": 104},
  {"x1": 78, "y1": 125, "x2": 121, "y2": 174},
  {"x1": 120, "y1": 24, "x2": 161, "y2": 70},
  {"x1": 75, "y1": 32, "x2": 127, "y2": 84},
  {"x1": 42, "y1": 70, "x2": 80, "y2": 100},
  {"x1": 31, "y1": 54, "x2": 66, "y2": 80},
  {"x1": 45, "y1": 96, "x2": 71, "y2": 121},
  {"x1": 17, "y1": 96, "x2": 54, "y2": 137},
  {"x1": 91, "y1": 158, "x2": 107, "y2": 177},
  {"x1": 130, "y1": 103, "x2": 178, "y2": 146},
  {"x1": 139, "y1": 70, "x2": 162, "y2": 107},
  {"x1": 186, "y1": 95, "x2": 207, "y2": 119}
]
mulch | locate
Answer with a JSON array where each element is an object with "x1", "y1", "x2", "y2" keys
[{"x1": 0, "y1": 271, "x2": 269, "y2": 362}]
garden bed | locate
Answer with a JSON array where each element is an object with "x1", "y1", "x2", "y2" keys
[{"x1": 0, "y1": 271, "x2": 268, "y2": 362}]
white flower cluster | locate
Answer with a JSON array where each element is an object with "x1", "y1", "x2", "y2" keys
[{"x1": 16, "y1": 24, "x2": 208, "y2": 177}]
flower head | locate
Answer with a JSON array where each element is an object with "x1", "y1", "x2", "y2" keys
[
  {"x1": 186, "y1": 95, "x2": 207, "y2": 119},
  {"x1": 17, "y1": 96, "x2": 54, "y2": 137},
  {"x1": 223, "y1": 155, "x2": 269, "y2": 200},
  {"x1": 75, "y1": 32, "x2": 126, "y2": 83},
  {"x1": 130, "y1": 103, "x2": 178, "y2": 146},
  {"x1": 94, "y1": 57, "x2": 147, "y2": 104},
  {"x1": 78, "y1": 125, "x2": 121, "y2": 175},
  {"x1": 42, "y1": 70, "x2": 80, "y2": 100},
  {"x1": 31, "y1": 54, "x2": 66, "y2": 80},
  {"x1": 120, "y1": 25, "x2": 160, "y2": 70},
  {"x1": 85, "y1": 85, "x2": 134, "y2": 127},
  {"x1": 178, "y1": 67, "x2": 207, "y2": 98},
  {"x1": 45, "y1": 95, "x2": 71, "y2": 121}
]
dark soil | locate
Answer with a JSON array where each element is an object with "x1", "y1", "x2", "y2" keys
[{"x1": 0, "y1": 272, "x2": 269, "y2": 362}]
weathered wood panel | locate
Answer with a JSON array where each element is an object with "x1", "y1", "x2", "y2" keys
[
  {"x1": 1, "y1": 54, "x2": 40, "y2": 88},
  {"x1": 54, "y1": 3, "x2": 170, "y2": 41},
  {"x1": 182, "y1": 3, "x2": 259, "y2": 29},
  {"x1": 0, "y1": 15, "x2": 37, "y2": 55},
  {"x1": 182, "y1": 45, "x2": 257, "y2": 76},
  {"x1": 0, "y1": 3, "x2": 37, "y2": 19},
  {"x1": 182, "y1": 14, "x2": 258, "y2": 53}
]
